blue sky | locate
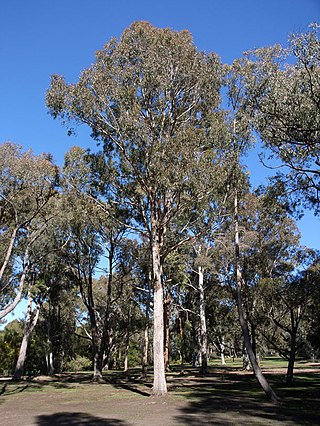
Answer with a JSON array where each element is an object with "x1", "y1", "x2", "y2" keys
[{"x1": 1, "y1": 0, "x2": 319, "y2": 252}]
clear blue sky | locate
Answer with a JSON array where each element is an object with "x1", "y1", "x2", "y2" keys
[{"x1": 1, "y1": 0, "x2": 319, "y2": 250}]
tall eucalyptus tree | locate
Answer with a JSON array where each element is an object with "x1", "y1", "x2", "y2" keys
[{"x1": 46, "y1": 21, "x2": 224, "y2": 394}]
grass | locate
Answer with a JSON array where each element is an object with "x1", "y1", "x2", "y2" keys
[{"x1": 1, "y1": 359, "x2": 319, "y2": 425}]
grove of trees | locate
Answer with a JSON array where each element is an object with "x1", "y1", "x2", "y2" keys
[{"x1": 1, "y1": 21, "x2": 319, "y2": 401}]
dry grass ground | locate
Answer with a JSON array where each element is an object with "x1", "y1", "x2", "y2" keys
[{"x1": 1, "y1": 360, "x2": 319, "y2": 425}]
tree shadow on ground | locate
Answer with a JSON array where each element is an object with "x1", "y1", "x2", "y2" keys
[
  {"x1": 36, "y1": 412, "x2": 129, "y2": 425},
  {"x1": 0, "y1": 383, "x2": 29, "y2": 395},
  {"x1": 105, "y1": 368, "x2": 153, "y2": 396},
  {"x1": 0, "y1": 370, "x2": 153, "y2": 398},
  {"x1": 172, "y1": 370, "x2": 320, "y2": 425}
]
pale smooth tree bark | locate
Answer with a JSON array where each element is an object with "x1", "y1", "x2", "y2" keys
[
  {"x1": 0, "y1": 226, "x2": 19, "y2": 282},
  {"x1": 151, "y1": 223, "x2": 167, "y2": 395},
  {"x1": 198, "y1": 265, "x2": 208, "y2": 374},
  {"x1": 0, "y1": 246, "x2": 30, "y2": 321},
  {"x1": 123, "y1": 303, "x2": 132, "y2": 372},
  {"x1": 13, "y1": 291, "x2": 41, "y2": 380},
  {"x1": 220, "y1": 335, "x2": 226, "y2": 366},
  {"x1": 124, "y1": 341, "x2": 129, "y2": 372}
]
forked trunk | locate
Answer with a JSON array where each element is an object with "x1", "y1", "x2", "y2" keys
[{"x1": 234, "y1": 191, "x2": 279, "y2": 402}]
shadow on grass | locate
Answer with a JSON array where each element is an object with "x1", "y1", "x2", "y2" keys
[
  {"x1": 36, "y1": 412, "x2": 129, "y2": 425},
  {"x1": 1, "y1": 370, "x2": 153, "y2": 398},
  {"x1": 106, "y1": 369, "x2": 152, "y2": 397},
  {"x1": 173, "y1": 371, "x2": 320, "y2": 425},
  {"x1": 0, "y1": 383, "x2": 29, "y2": 395}
]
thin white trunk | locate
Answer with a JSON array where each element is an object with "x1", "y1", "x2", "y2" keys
[
  {"x1": 142, "y1": 324, "x2": 149, "y2": 374},
  {"x1": 198, "y1": 265, "x2": 208, "y2": 373},
  {"x1": 124, "y1": 345, "x2": 129, "y2": 372},
  {"x1": 0, "y1": 246, "x2": 29, "y2": 320},
  {"x1": 47, "y1": 350, "x2": 54, "y2": 375},
  {"x1": 220, "y1": 335, "x2": 226, "y2": 366},
  {"x1": 0, "y1": 226, "x2": 19, "y2": 281}
]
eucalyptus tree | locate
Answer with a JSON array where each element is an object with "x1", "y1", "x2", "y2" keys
[
  {"x1": 61, "y1": 146, "x2": 137, "y2": 380},
  {"x1": 237, "y1": 191, "x2": 301, "y2": 361},
  {"x1": 259, "y1": 250, "x2": 319, "y2": 384},
  {"x1": 46, "y1": 21, "x2": 224, "y2": 394},
  {"x1": 60, "y1": 147, "x2": 104, "y2": 380},
  {"x1": 11, "y1": 191, "x2": 75, "y2": 380},
  {"x1": 190, "y1": 191, "x2": 231, "y2": 374},
  {"x1": 242, "y1": 23, "x2": 320, "y2": 214},
  {"x1": 224, "y1": 61, "x2": 279, "y2": 401},
  {"x1": 0, "y1": 142, "x2": 58, "y2": 320}
]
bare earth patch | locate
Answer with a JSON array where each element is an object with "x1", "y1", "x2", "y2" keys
[{"x1": 1, "y1": 364, "x2": 319, "y2": 425}]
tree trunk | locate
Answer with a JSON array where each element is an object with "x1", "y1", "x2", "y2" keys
[
  {"x1": 124, "y1": 342, "x2": 129, "y2": 372},
  {"x1": 234, "y1": 191, "x2": 279, "y2": 402},
  {"x1": 0, "y1": 225, "x2": 18, "y2": 281},
  {"x1": 13, "y1": 292, "x2": 40, "y2": 380},
  {"x1": 250, "y1": 320, "x2": 257, "y2": 357},
  {"x1": 164, "y1": 283, "x2": 171, "y2": 372},
  {"x1": 179, "y1": 313, "x2": 185, "y2": 373},
  {"x1": 96, "y1": 241, "x2": 115, "y2": 379},
  {"x1": 78, "y1": 266, "x2": 104, "y2": 382},
  {"x1": 0, "y1": 246, "x2": 29, "y2": 320},
  {"x1": 286, "y1": 309, "x2": 299, "y2": 384},
  {"x1": 151, "y1": 228, "x2": 167, "y2": 395},
  {"x1": 92, "y1": 325, "x2": 103, "y2": 381},
  {"x1": 47, "y1": 350, "x2": 54, "y2": 375},
  {"x1": 141, "y1": 274, "x2": 150, "y2": 378},
  {"x1": 220, "y1": 335, "x2": 226, "y2": 366},
  {"x1": 124, "y1": 304, "x2": 131, "y2": 372},
  {"x1": 46, "y1": 305, "x2": 54, "y2": 375},
  {"x1": 87, "y1": 305, "x2": 103, "y2": 381},
  {"x1": 198, "y1": 265, "x2": 208, "y2": 374}
]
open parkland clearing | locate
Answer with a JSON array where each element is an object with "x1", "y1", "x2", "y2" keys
[{"x1": 1, "y1": 358, "x2": 320, "y2": 425}]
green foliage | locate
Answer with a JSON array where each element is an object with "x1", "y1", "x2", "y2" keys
[
  {"x1": 0, "y1": 320, "x2": 22, "y2": 375},
  {"x1": 242, "y1": 23, "x2": 320, "y2": 213},
  {"x1": 65, "y1": 355, "x2": 92, "y2": 372}
]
